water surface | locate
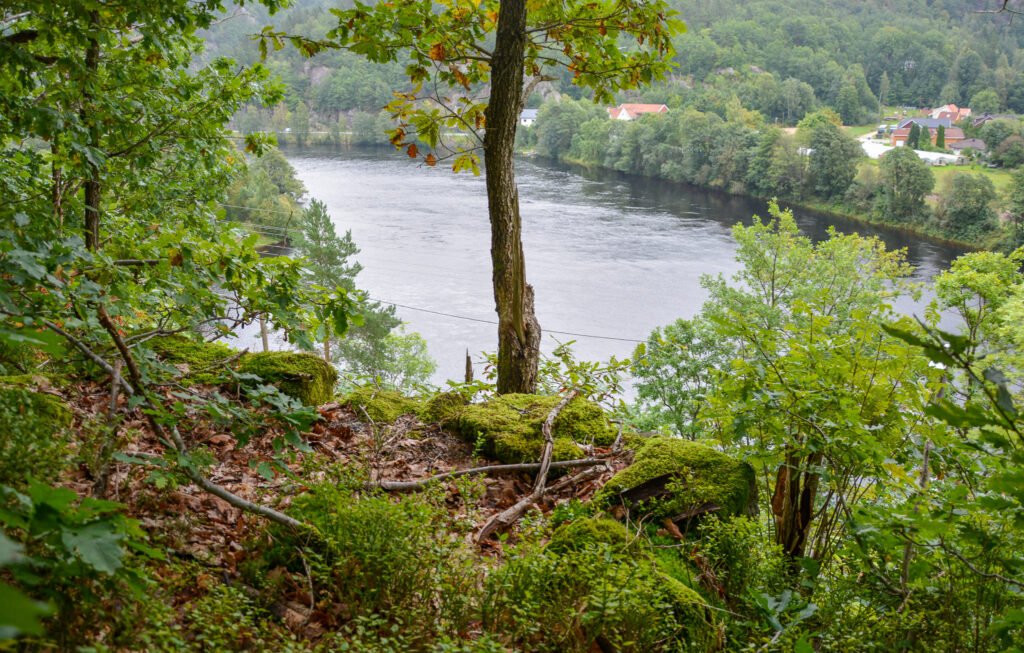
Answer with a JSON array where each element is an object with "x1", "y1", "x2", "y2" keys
[{"x1": 270, "y1": 148, "x2": 966, "y2": 385}]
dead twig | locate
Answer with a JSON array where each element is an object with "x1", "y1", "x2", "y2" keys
[
  {"x1": 372, "y1": 457, "x2": 609, "y2": 492},
  {"x1": 474, "y1": 390, "x2": 577, "y2": 543}
]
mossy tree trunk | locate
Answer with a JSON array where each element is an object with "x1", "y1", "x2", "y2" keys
[{"x1": 485, "y1": 0, "x2": 541, "y2": 395}]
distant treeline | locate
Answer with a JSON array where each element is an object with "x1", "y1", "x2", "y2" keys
[{"x1": 525, "y1": 100, "x2": 1024, "y2": 249}]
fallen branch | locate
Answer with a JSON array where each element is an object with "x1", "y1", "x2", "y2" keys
[
  {"x1": 51, "y1": 312, "x2": 307, "y2": 531},
  {"x1": 475, "y1": 390, "x2": 577, "y2": 543},
  {"x1": 373, "y1": 457, "x2": 609, "y2": 492}
]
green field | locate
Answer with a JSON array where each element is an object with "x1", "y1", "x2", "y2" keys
[{"x1": 860, "y1": 159, "x2": 1016, "y2": 196}]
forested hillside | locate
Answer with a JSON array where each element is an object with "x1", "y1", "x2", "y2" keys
[
  {"x1": 3, "y1": 1, "x2": 1024, "y2": 652},
  {"x1": 203, "y1": 0, "x2": 1024, "y2": 128}
]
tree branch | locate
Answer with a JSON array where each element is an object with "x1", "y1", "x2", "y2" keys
[{"x1": 475, "y1": 390, "x2": 578, "y2": 543}]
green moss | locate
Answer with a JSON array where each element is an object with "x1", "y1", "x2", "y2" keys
[
  {"x1": 547, "y1": 517, "x2": 635, "y2": 554},
  {"x1": 419, "y1": 391, "x2": 468, "y2": 425},
  {"x1": 452, "y1": 394, "x2": 615, "y2": 464},
  {"x1": 0, "y1": 384, "x2": 73, "y2": 487},
  {"x1": 658, "y1": 574, "x2": 717, "y2": 651},
  {"x1": 343, "y1": 386, "x2": 423, "y2": 423},
  {"x1": 151, "y1": 335, "x2": 239, "y2": 385},
  {"x1": 599, "y1": 437, "x2": 757, "y2": 522},
  {"x1": 237, "y1": 351, "x2": 338, "y2": 406}
]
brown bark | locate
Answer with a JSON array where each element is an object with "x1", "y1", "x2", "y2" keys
[
  {"x1": 82, "y1": 10, "x2": 101, "y2": 251},
  {"x1": 484, "y1": 0, "x2": 540, "y2": 395},
  {"x1": 772, "y1": 451, "x2": 823, "y2": 559}
]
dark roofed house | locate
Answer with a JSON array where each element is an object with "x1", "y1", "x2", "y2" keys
[
  {"x1": 949, "y1": 138, "x2": 987, "y2": 152},
  {"x1": 972, "y1": 113, "x2": 1018, "y2": 128},
  {"x1": 897, "y1": 117, "x2": 952, "y2": 130}
]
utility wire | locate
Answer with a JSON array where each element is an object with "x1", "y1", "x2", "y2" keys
[
  {"x1": 221, "y1": 206, "x2": 647, "y2": 343},
  {"x1": 367, "y1": 295, "x2": 645, "y2": 344}
]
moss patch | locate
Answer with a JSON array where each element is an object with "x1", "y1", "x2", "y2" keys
[
  {"x1": 547, "y1": 517, "x2": 635, "y2": 555},
  {"x1": 599, "y1": 438, "x2": 757, "y2": 522},
  {"x1": 0, "y1": 383, "x2": 73, "y2": 487},
  {"x1": 342, "y1": 387, "x2": 423, "y2": 423},
  {"x1": 237, "y1": 351, "x2": 337, "y2": 406},
  {"x1": 151, "y1": 335, "x2": 240, "y2": 385},
  {"x1": 451, "y1": 394, "x2": 615, "y2": 464},
  {"x1": 659, "y1": 573, "x2": 717, "y2": 651},
  {"x1": 419, "y1": 391, "x2": 468, "y2": 425}
]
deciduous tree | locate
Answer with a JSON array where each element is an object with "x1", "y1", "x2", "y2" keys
[{"x1": 292, "y1": 0, "x2": 681, "y2": 393}]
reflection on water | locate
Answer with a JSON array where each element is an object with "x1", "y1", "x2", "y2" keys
[{"x1": 268, "y1": 147, "x2": 967, "y2": 385}]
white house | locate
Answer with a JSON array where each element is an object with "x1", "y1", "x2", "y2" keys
[
  {"x1": 519, "y1": 109, "x2": 538, "y2": 127},
  {"x1": 607, "y1": 103, "x2": 669, "y2": 121}
]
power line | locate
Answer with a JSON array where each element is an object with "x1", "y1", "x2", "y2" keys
[{"x1": 367, "y1": 295, "x2": 645, "y2": 344}]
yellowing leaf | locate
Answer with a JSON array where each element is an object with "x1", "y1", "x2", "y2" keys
[
  {"x1": 428, "y1": 43, "x2": 446, "y2": 61},
  {"x1": 424, "y1": 153, "x2": 438, "y2": 166},
  {"x1": 407, "y1": 143, "x2": 419, "y2": 158}
]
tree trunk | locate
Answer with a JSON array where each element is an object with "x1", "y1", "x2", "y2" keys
[
  {"x1": 82, "y1": 10, "x2": 101, "y2": 251},
  {"x1": 485, "y1": 0, "x2": 540, "y2": 395},
  {"x1": 771, "y1": 451, "x2": 823, "y2": 559}
]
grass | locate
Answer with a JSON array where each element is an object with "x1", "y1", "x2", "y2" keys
[
  {"x1": 844, "y1": 124, "x2": 881, "y2": 138},
  {"x1": 931, "y1": 164, "x2": 1016, "y2": 194},
  {"x1": 858, "y1": 159, "x2": 1016, "y2": 196}
]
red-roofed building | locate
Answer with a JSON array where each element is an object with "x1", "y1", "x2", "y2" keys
[
  {"x1": 928, "y1": 104, "x2": 972, "y2": 122},
  {"x1": 607, "y1": 103, "x2": 669, "y2": 121},
  {"x1": 892, "y1": 125, "x2": 966, "y2": 148}
]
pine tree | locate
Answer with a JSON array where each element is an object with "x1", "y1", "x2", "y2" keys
[
  {"x1": 936, "y1": 124, "x2": 946, "y2": 149},
  {"x1": 907, "y1": 123, "x2": 921, "y2": 149}
]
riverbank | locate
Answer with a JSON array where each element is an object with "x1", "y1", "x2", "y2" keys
[{"x1": 548, "y1": 152, "x2": 986, "y2": 252}]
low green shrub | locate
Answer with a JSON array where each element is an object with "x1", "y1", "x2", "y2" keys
[
  {"x1": 482, "y1": 541, "x2": 716, "y2": 652},
  {"x1": 0, "y1": 382, "x2": 72, "y2": 487},
  {"x1": 276, "y1": 484, "x2": 477, "y2": 644}
]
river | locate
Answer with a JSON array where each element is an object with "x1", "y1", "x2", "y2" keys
[{"x1": 258, "y1": 147, "x2": 967, "y2": 386}]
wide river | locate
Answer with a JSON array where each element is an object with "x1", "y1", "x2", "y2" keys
[{"x1": 275, "y1": 147, "x2": 966, "y2": 386}]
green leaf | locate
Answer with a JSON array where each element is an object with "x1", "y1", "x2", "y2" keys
[
  {"x1": 0, "y1": 583, "x2": 51, "y2": 638},
  {"x1": 61, "y1": 521, "x2": 125, "y2": 575}
]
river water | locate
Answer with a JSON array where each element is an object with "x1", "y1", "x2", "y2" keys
[{"x1": 271, "y1": 148, "x2": 966, "y2": 386}]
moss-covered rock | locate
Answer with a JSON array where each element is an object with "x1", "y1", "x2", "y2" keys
[
  {"x1": 658, "y1": 574, "x2": 717, "y2": 651},
  {"x1": 547, "y1": 517, "x2": 635, "y2": 554},
  {"x1": 151, "y1": 335, "x2": 240, "y2": 385},
  {"x1": 0, "y1": 382, "x2": 73, "y2": 487},
  {"x1": 451, "y1": 394, "x2": 615, "y2": 464},
  {"x1": 419, "y1": 391, "x2": 468, "y2": 425},
  {"x1": 237, "y1": 351, "x2": 337, "y2": 406},
  {"x1": 599, "y1": 437, "x2": 757, "y2": 523},
  {"x1": 342, "y1": 386, "x2": 423, "y2": 423}
]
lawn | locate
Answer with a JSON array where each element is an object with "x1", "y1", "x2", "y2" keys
[{"x1": 859, "y1": 159, "x2": 1017, "y2": 196}]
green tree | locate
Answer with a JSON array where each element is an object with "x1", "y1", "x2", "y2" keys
[
  {"x1": 877, "y1": 146, "x2": 934, "y2": 222},
  {"x1": 935, "y1": 124, "x2": 946, "y2": 149},
  {"x1": 700, "y1": 202, "x2": 927, "y2": 560},
  {"x1": 808, "y1": 122, "x2": 862, "y2": 199},
  {"x1": 970, "y1": 88, "x2": 1001, "y2": 114},
  {"x1": 310, "y1": 0, "x2": 681, "y2": 394},
  {"x1": 0, "y1": 0, "x2": 348, "y2": 543},
  {"x1": 631, "y1": 317, "x2": 731, "y2": 438},
  {"x1": 939, "y1": 173, "x2": 998, "y2": 241},
  {"x1": 1009, "y1": 168, "x2": 1024, "y2": 247},
  {"x1": 907, "y1": 122, "x2": 922, "y2": 149}
]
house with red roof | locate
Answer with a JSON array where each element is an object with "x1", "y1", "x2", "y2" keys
[
  {"x1": 928, "y1": 103, "x2": 972, "y2": 123},
  {"x1": 607, "y1": 103, "x2": 669, "y2": 121}
]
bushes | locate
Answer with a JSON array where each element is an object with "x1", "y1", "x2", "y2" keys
[
  {"x1": 0, "y1": 381, "x2": 72, "y2": 487},
  {"x1": 482, "y1": 541, "x2": 715, "y2": 653},
  {"x1": 280, "y1": 485, "x2": 478, "y2": 643}
]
